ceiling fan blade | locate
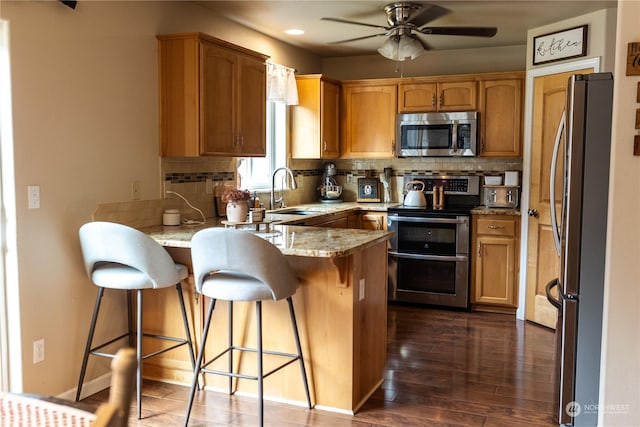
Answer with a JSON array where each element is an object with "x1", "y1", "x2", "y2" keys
[
  {"x1": 418, "y1": 26, "x2": 498, "y2": 37},
  {"x1": 321, "y1": 17, "x2": 389, "y2": 30},
  {"x1": 328, "y1": 33, "x2": 390, "y2": 45},
  {"x1": 408, "y1": 4, "x2": 450, "y2": 27}
]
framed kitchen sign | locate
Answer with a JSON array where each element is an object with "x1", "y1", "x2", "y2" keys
[
  {"x1": 533, "y1": 25, "x2": 588, "y2": 65},
  {"x1": 357, "y1": 178, "x2": 381, "y2": 202}
]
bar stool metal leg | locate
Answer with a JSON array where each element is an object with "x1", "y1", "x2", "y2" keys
[
  {"x1": 287, "y1": 297, "x2": 312, "y2": 409},
  {"x1": 256, "y1": 301, "x2": 263, "y2": 427},
  {"x1": 228, "y1": 301, "x2": 233, "y2": 395},
  {"x1": 175, "y1": 283, "x2": 197, "y2": 376},
  {"x1": 184, "y1": 298, "x2": 216, "y2": 427},
  {"x1": 75, "y1": 287, "x2": 105, "y2": 402},
  {"x1": 136, "y1": 289, "x2": 144, "y2": 419}
]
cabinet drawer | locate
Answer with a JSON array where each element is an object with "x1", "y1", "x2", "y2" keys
[{"x1": 476, "y1": 217, "x2": 516, "y2": 236}]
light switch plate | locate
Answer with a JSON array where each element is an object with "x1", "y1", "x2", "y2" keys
[{"x1": 28, "y1": 185, "x2": 40, "y2": 209}]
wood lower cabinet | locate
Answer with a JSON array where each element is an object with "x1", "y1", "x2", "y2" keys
[
  {"x1": 398, "y1": 79, "x2": 477, "y2": 113},
  {"x1": 158, "y1": 33, "x2": 268, "y2": 157},
  {"x1": 291, "y1": 75, "x2": 340, "y2": 159},
  {"x1": 471, "y1": 214, "x2": 520, "y2": 313},
  {"x1": 341, "y1": 82, "x2": 397, "y2": 158},
  {"x1": 359, "y1": 212, "x2": 387, "y2": 231},
  {"x1": 478, "y1": 72, "x2": 524, "y2": 157}
]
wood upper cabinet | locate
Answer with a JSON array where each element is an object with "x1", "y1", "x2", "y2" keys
[
  {"x1": 290, "y1": 75, "x2": 340, "y2": 159},
  {"x1": 471, "y1": 214, "x2": 520, "y2": 312},
  {"x1": 158, "y1": 33, "x2": 268, "y2": 157},
  {"x1": 477, "y1": 72, "x2": 524, "y2": 157},
  {"x1": 341, "y1": 82, "x2": 397, "y2": 158},
  {"x1": 398, "y1": 79, "x2": 477, "y2": 112}
]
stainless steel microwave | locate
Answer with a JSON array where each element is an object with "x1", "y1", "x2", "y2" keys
[{"x1": 396, "y1": 111, "x2": 478, "y2": 157}]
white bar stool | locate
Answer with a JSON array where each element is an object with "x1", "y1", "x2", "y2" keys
[
  {"x1": 75, "y1": 221, "x2": 196, "y2": 419},
  {"x1": 184, "y1": 228, "x2": 312, "y2": 426}
]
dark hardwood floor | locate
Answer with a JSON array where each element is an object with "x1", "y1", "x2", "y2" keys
[{"x1": 83, "y1": 304, "x2": 558, "y2": 426}]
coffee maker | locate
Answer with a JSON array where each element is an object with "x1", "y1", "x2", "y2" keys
[{"x1": 318, "y1": 162, "x2": 343, "y2": 203}]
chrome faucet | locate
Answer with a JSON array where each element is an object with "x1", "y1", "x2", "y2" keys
[{"x1": 270, "y1": 167, "x2": 298, "y2": 210}]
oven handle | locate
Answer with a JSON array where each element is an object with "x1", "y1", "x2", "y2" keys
[
  {"x1": 387, "y1": 214, "x2": 468, "y2": 224},
  {"x1": 388, "y1": 251, "x2": 468, "y2": 263}
]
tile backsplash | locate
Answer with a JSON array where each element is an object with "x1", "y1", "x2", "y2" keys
[{"x1": 93, "y1": 156, "x2": 522, "y2": 226}]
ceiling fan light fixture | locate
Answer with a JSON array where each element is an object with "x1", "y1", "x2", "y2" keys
[
  {"x1": 398, "y1": 35, "x2": 425, "y2": 60},
  {"x1": 377, "y1": 37, "x2": 400, "y2": 60}
]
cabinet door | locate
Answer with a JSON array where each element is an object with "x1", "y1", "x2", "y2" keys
[
  {"x1": 398, "y1": 82, "x2": 437, "y2": 112},
  {"x1": 342, "y1": 84, "x2": 397, "y2": 158},
  {"x1": 321, "y1": 80, "x2": 340, "y2": 158},
  {"x1": 478, "y1": 77, "x2": 523, "y2": 157},
  {"x1": 437, "y1": 80, "x2": 477, "y2": 111},
  {"x1": 474, "y1": 236, "x2": 517, "y2": 306},
  {"x1": 236, "y1": 55, "x2": 266, "y2": 156},
  {"x1": 359, "y1": 212, "x2": 387, "y2": 230},
  {"x1": 201, "y1": 42, "x2": 236, "y2": 156}
]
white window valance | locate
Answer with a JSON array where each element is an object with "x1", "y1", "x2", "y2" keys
[{"x1": 266, "y1": 61, "x2": 298, "y2": 105}]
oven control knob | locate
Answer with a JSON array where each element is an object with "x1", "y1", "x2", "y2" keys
[{"x1": 528, "y1": 208, "x2": 539, "y2": 218}]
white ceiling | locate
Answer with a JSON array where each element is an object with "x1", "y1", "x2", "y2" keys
[{"x1": 196, "y1": 1, "x2": 617, "y2": 57}]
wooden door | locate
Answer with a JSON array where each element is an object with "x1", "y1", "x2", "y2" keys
[
  {"x1": 321, "y1": 79, "x2": 340, "y2": 158},
  {"x1": 437, "y1": 80, "x2": 477, "y2": 111},
  {"x1": 201, "y1": 42, "x2": 236, "y2": 155},
  {"x1": 478, "y1": 75, "x2": 523, "y2": 157},
  {"x1": 236, "y1": 55, "x2": 266, "y2": 156},
  {"x1": 398, "y1": 82, "x2": 437, "y2": 112},
  {"x1": 525, "y1": 68, "x2": 592, "y2": 328},
  {"x1": 341, "y1": 83, "x2": 397, "y2": 158}
]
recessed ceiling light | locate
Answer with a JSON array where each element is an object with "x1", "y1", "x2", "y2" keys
[{"x1": 284, "y1": 29, "x2": 304, "y2": 35}]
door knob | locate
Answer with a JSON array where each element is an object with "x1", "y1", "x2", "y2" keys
[{"x1": 528, "y1": 208, "x2": 539, "y2": 217}]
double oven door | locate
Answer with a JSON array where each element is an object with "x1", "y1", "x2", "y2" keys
[{"x1": 387, "y1": 213, "x2": 470, "y2": 308}]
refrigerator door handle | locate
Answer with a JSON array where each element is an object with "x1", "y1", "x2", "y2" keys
[
  {"x1": 550, "y1": 111, "x2": 565, "y2": 257},
  {"x1": 545, "y1": 278, "x2": 562, "y2": 309}
]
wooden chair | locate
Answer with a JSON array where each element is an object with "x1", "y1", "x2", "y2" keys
[{"x1": 0, "y1": 348, "x2": 136, "y2": 426}]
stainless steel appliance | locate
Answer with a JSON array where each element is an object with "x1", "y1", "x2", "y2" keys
[
  {"x1": 545, "y1": 73, "x2": 613, "y2": 426},
  {"x1": 396, "y1": 111, "x2": 477, "y2": 157},
  {"x1": 388, "y1": 175, "x2": 480, "y2": 308},
  {"x1": 483, "y1": 185, "x2": 519, "y2": 208},
  {"x1": 318, "y1": 162, "x2": 343, "y2": 203}
]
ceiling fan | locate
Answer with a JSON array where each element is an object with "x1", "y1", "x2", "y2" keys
[{"x1": 322, "y1": 2, "x2": 498, "y2": 61}]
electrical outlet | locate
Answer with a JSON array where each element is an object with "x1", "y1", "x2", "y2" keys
[
  {"x1": 205, "y1": 178, "x2": 213, "y2": 194},
  {"x1": 163, "y1": 179, "x2": 171, "y2": 194},
  {"x1": 131, "y1": 181, "x2": 141, "y2": 200},
  {"x1": 347, "y1": 174, "x2": 354, "y2": 184},
  {"x1": 33, "y1": 339, "x2": 45, "y2": 364},
  {"x1": 359, "y1": 278, "x2": 365, "y2": 301},
  {"x1": 28, "y1": 185, "x2": 40, "y2": 209}
]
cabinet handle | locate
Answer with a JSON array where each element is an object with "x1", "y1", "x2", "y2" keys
[
  {"x1": 239, "y1": 136, "x2": 244, "y2": 146},
  {"x1": 488, "y1": 225, "x2": 505, "y2": 229},
  {"x1": 477, "y1": 242, "x2": 481, "y2": 257},
  {"x1": 391, "y1": 140, "x2": 396, "y2": 153},
  {"x1": 323, "y1": 140, "x2": 327, "y2": 152},
  {"x1": 439, "y1": 91, "x2": 443, "y2": 108}
]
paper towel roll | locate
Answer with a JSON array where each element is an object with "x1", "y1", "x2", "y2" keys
[{"x1": 504, "y1": 171, "x2": 519, "y2": 186}]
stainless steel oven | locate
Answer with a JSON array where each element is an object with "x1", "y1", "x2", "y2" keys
[
  {"x1": 388, "y1": 213, "x2": 470, "y2": 308},
  {"x1": 387, "y1": 175, "x2": 479, "y2": 309}
]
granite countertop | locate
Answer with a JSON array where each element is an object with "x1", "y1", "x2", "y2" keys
[{"x1": 140, "y1": 218, "x2": 393, "y2": 258}]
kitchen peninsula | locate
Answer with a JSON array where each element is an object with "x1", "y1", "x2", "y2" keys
[{"x1": 139, "y1": 219, "x2": 393, "y2": 414}]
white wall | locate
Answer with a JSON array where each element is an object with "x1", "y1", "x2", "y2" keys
[
  {"x1": 599, "y1": 1, "x2": 640, "y2": 424},
  {"x1": 0, "y1": 0, "x2": 320, "y2": 395}
]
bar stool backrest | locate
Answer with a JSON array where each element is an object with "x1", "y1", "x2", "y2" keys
[
  {"x1": 191, "y1": 228, "x2": 298, "y2": 301},
  {"x1": 79, "y1": 221, "x2": 184, "y2": 289}
]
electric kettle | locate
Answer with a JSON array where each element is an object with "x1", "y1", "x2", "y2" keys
[{"x1": 403, "y1": 181, "x2": 427, "y2": 207}]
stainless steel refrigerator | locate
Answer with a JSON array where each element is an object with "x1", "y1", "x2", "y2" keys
[{"x1": 545, "y1": 72, "x2": 613, "y2": 426}]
